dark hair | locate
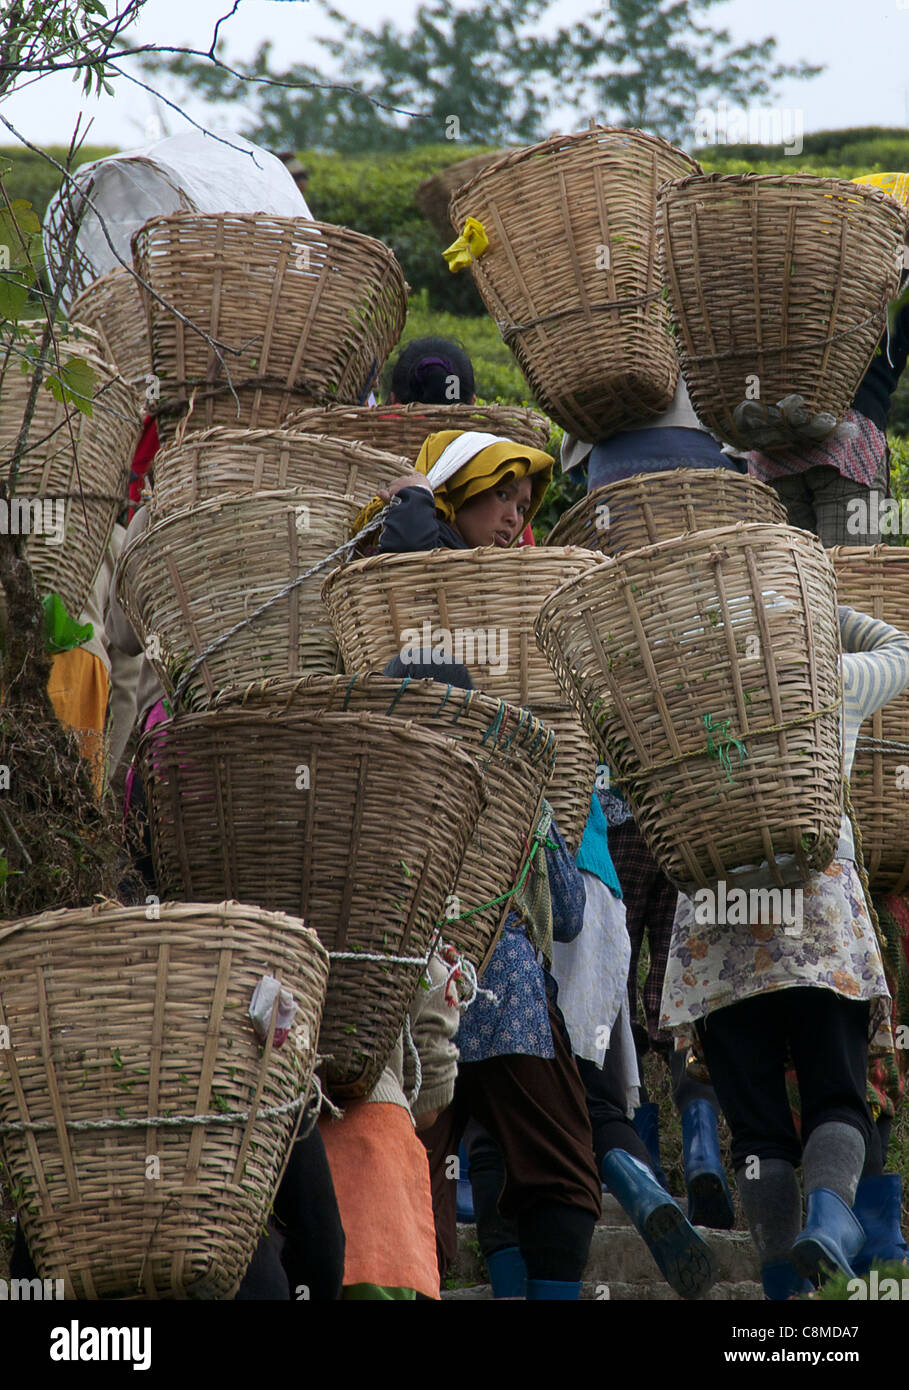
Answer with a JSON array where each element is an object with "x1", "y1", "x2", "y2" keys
[
  {"x1": 389, "y1": 336, "x2": 475, "y2": 406},
  {"x1": 382, "y1": 653, "x2": 474, "y2": 689}
]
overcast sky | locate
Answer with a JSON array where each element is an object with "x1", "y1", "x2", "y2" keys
[{"x1": 3, "y1": 0, "x2": 908, "y2": 149}]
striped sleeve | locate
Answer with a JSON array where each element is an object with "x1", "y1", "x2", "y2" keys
[{"x1": 839, "y1": 605, "x2": 909, "y2": 735}]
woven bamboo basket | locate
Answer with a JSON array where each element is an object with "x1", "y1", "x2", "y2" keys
[
  {"x1": 149, "y1": 427, "x2": 410, "y2": 516},
  {"x1": 321, "y1": 546, "x2": 603, "y2": 847},
  {"x1": 285, "y1": 402, "x2": 552, "y2": 462},
  {"x1": 211, "y1": 673, "x2": 557, "y2": 973},
  {"x1": 448, "y1": 127, "x2": 701, "y2": 439},
  {"x1": 545, "y1": 468, "x2": 788, "y2": 554},
  {"x1": 0, "y1": 330, "x2": 140, "y2": 620},
  {"x1": 117, "y1": 489, "x2": 358, "y2": 707},
  {"x1": 132, "y1": 215, "x2": 408, "y2": 441},
  {"x1": 0, "y1": 900, "x2": 328, "y2": 1299},
  {"x1": 829, "y1": 545, "x2": 909, "y2": 892},
  {"x1": 69, "y1": 268, "x2": 152, "y2": 389},
  {"x1": 139, "y1": 710, "x2": 486, "y2": 1097},
  {"x1": 656, "y1": 174, "x2": 909, "y2": 451},
  {"x1": 535, "y1": 523, "x2": 843, "y2": 892}
]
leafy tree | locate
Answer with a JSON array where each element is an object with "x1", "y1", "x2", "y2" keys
[
  {"x1": 565, "y1": 0, "x2": 823, "y2": 146},
  {"x1": 143, "y1": 0, "x2": 565, "y2": 154},
  {"x1": 144, "y1": 0, "x2": 822, "y2": 155}
]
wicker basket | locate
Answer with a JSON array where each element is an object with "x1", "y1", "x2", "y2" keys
[
  {"x1": 139, "y1": 710, "x2": 486, "y2": 1097},
  {"x1": 0, "y1": 900, "x2": 328, "y2": 1299},
  {"x1": 132, "y1": 215, "x2": 408, "y2": 441},
  {"x1": 117, "y1": 489, "x2": 358, "y2": 707},
  {"x1": 212, "y1": 673, "x2": 557, "y2": 973},
  {"x1": 285, "y1": 402, "x2": 552, "y2": 462},
  {"x1": 321, "y1": 546, "x2": 604, "y2": 847},
  {"x1": 149, "y1": 427, "x2": 410, "y2": 517},
  {"x1": 69, "y1": 268, "x2": 152, "y2": 389},
  {"x1": 535, "y1": 523, "x2": 843, "y2": 892},
  {"x1": 656, "y1": 174, "x2": 909, "y2": 451},
  {"x1": 448, "y1": 127, "x2": 701, "y2": 439},
  {"x1": 0, "y1": 331, "x2": 140, "y2": 620},
  {"x1": 545, "y1": 468, "x2": 788, "y2": 554},
  {"x1": 829, "y1": 545, "x2": 909, "y2": 892}
]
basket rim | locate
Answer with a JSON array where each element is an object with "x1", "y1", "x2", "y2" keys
[
  {"x1": 207, "y1": 672, "x2": 559, "y2": 763},
  {"x1": 450, "y1": 124, "x2": 704, "y2": 209},
  {"x1": 153, "y1": 424, "x2": 413, "y2": 469},
  {"x1": 130, "y1": 212, "x2": 407, "y2": 272},
  {"x1": 139, "y1": 704, "x2": 490, "y2": 783},
  {"x1": 0, "y1": 898, "x2": 328, "y2": 959},
  {"x1": 656, "y1": 170, "x2": 909, "y2": 213},
  {"x1": 543, "y1": 469, "x2": 788, "y2": 545}
]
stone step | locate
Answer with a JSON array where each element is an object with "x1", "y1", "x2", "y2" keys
[
  {"x1": 451, "y1": 1221, "x2": 760, "y2": 1288},
  {"x1": 443, "y1": 1279, "x2": 764, "y2": 1301}
]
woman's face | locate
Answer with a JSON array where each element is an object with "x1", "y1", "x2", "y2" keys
[{"x1": 454, "y1": 475, "x2": 533, "y2": 548}]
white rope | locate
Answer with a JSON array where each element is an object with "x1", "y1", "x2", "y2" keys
[
  {"x1": 0, "y1": 1088, "x2": 313, "y2": 1135},
  {"x1": 403, "y1": 1013, "x2": 422, "y2": 1108},
  {"x1": 171, "y1": 497, "x2": 400, "y2": 707}
]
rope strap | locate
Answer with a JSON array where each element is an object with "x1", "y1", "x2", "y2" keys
[
  {"x1": 0, "y1": 1087, "x2": 315, "y2": 1135},
  {"x1": 170, "y1": 497, "x2": 400, "y2": 708},
  {"x1": 500, "y1": 290, "x2": 663, "y2": 343},
  {"x1": 615, "y1": 699, "x2": 842, "y2": 792}
]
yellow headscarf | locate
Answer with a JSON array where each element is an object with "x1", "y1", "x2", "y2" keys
[
  {"x1": 352, "y1": 429, "x2": 554, "y2": 539},
  {"x1": 852, "y1": 172, "x2": 909, "y2": 208}
]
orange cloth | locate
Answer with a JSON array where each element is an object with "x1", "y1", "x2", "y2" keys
[
  {"x1": 319, "y1": 1101, "x2": 440, "y2": 1299},
  {"x1": 48, "y1": 648, "x2": 109, "y2": 795}
]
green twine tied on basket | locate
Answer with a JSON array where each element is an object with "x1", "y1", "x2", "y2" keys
[{"x1": 703, "y1": 713, "x2": 747, "y2": 784}]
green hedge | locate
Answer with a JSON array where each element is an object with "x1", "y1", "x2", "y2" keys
[
  {"x1": 299, "y1": 143, "x2": 499, "y2": 314},
  {"x1": 0, "y1": 146, "x2": 116, "y2": 221}
]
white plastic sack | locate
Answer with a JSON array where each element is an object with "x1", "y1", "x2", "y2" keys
[{"x1": 44, "y1": 131, "x2": 313, "y2": 304}]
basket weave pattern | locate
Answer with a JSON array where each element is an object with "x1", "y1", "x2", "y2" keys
[
  {"x1": 150, "y1": 427, "x2": 410, "y2": 516},
  {"x1": 829, "y1": 545, "x2": 909, "y2": 892},
  {"x1": 0, "y1": 901, "x2": 328, "y2": 1299},
  {"x1": 449, "y1": 127, "x2": 701, "y2": 439},
  {"x1": 132, "y1": 215, "x2": 407, "y2": 438},
  {"x1": 656, "y1": 174, "x2": 909, "y2": 450},
  {"x1": 536, "y1": 523, "x2": 843, "y2": 891},
  {"x1": 69, "y1": 268, "x2": 152, "y2": 389},
  {"x1": 211, "y1": 674, "x2": 557, "y2": 973},
  {"x1": 118, "y1": 489, "x2": 358, "y2": 707},
  {"x1": 0, "y1": 332, "x2": 139, "y2": 617},
  {"x1": 545, "y1": 469, "x2": 788, "y2": 554},
  {"x1": 286, "y1": 403, "x2": 552, "y2": 462},
  {"x1": 321, "y1": 546, "x2": 604, "y2": 848},
  {"x1": 140, "y1": 710, "x2": 486, "y2": 1098}
]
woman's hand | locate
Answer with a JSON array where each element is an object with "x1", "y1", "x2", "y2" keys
[{"x1": 377, "y1": 471, "x2": 433, "y2": 501}]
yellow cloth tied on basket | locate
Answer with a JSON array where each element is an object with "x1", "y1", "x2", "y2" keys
[
  {"x1": 442, "y1": 217, "x2": 489, "y2": 273},
  {"x1": 351, "y1": 428, "x2": 554, "y2": 538},
  {"x1": 852, "y1": 172, "x2": 909, "y2": 209}
]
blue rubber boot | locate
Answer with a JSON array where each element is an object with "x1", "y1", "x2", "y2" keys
[
  {"x1": 601, "y1": 1149, "x2": 717, "y2": 1299},
  {"x1": 526, "y1": 1279, "x2": 581, "y2": 1300},
  {"x1": 455, "y1": 1141, "x2": 474, "y2": 1224},
  {"x1": 761, "y1": 1260, "x2": 813, "y2": 1301},
  {"x1": 486, "y1": 1246, "x2": 528, "y2": 1299},
  {"x1": 682, "y1": 1098, "x2": 735, "y2": 1230},
  {"x1": 851, "y1": 1175, "x2": 909, "y2": 1274},
  {"x1": 632, "y1": 1102, "x2": 669, "y2": 1190},
  {"x1": 791, "y1": 1187, "x2": 865, "y2": 1282}
]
